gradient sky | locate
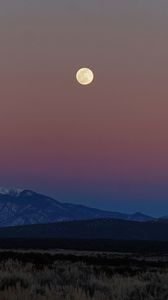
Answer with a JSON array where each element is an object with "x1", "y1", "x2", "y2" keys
[{"x1": 0, "y1": 0, "x2": 168, "y2": 216}]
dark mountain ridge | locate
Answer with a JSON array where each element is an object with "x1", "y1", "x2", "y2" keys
[{"x1": 0, "y1": 218, "x2": 168, "y2": 241}]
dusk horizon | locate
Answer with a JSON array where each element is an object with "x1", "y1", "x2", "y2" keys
[
  {"x1": 1, "y1": 1, "x2": 168, "y2": 217},
  {"x1": 1, "y1": 2, "x2": 168, "y2": 299}
]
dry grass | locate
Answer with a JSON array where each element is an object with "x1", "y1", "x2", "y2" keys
[{"x1": 0, "y1": 255, "x2": 167, "y2": 299}]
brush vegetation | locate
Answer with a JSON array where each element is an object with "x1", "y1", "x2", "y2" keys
[{"x1": 0, "y1": 251, "x2": 167, "y2": 299}]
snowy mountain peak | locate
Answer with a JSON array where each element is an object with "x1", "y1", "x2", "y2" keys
[
  {"x1": 0, "y1": 188, "x2": 158, "y2": 227},
  {"x1": 0, "y1": 187, "x2": 23, "y2": 197}
]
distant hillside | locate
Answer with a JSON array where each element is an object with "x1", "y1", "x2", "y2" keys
[
  {"x1": 0, "y1": 188, "x2": 155, "y2": 227},
  {"x1": 0, "y1": 218, "x2": 168, "y2": 241}
]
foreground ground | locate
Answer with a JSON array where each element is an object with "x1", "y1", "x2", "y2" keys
[{"x1": 0, "y1": 250, "x2": 167, "y2": 299}]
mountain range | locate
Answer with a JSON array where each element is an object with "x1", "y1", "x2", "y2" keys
[{"x1": 0, "y1": 188, "x2": 157, "y2": 227}]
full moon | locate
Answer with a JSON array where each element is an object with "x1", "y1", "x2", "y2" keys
[{"x1": 76, "y1": 68, "x2": 94, "y2": 85}]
